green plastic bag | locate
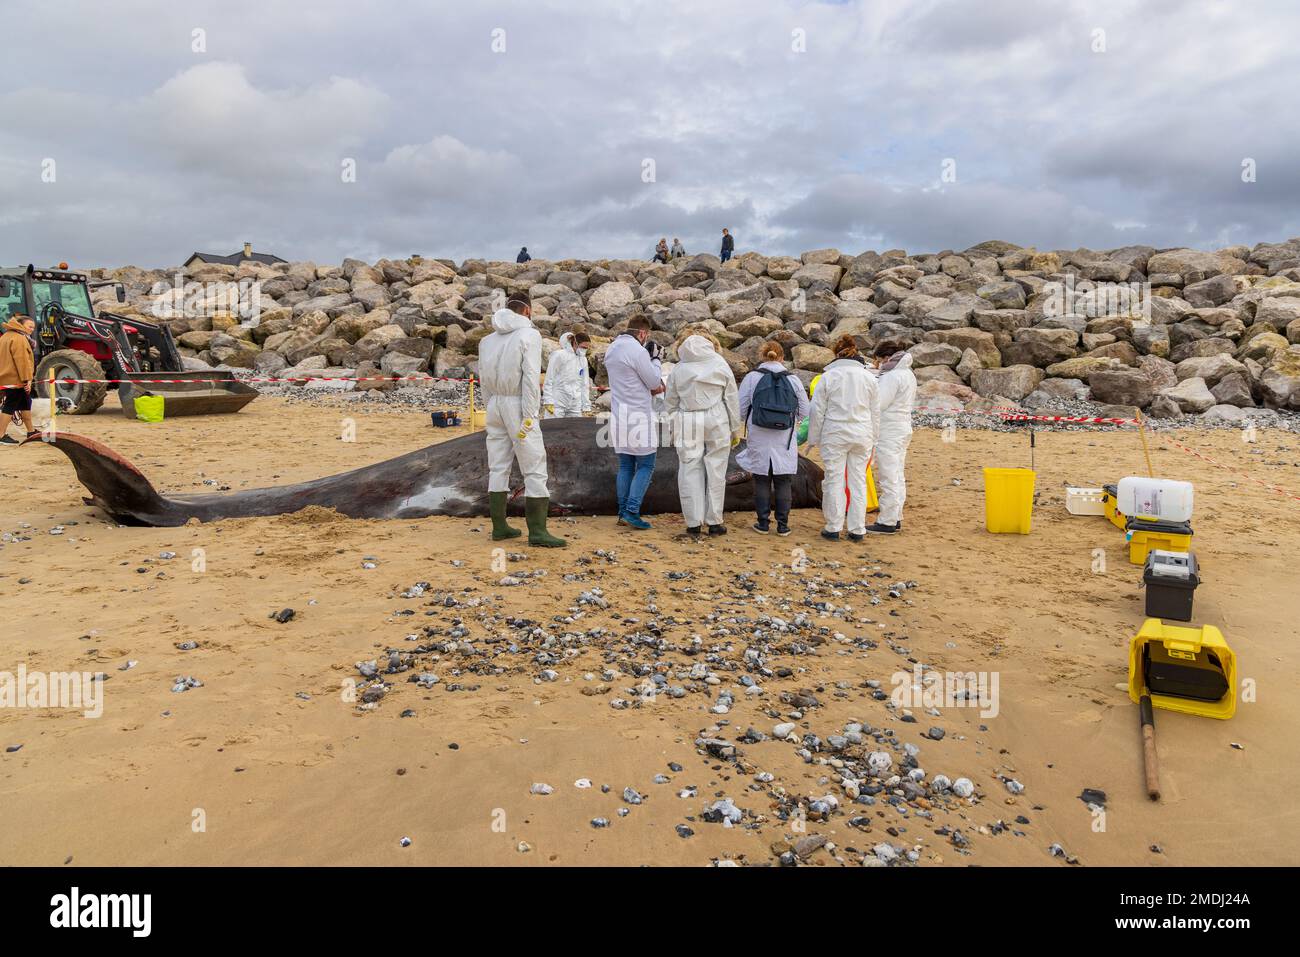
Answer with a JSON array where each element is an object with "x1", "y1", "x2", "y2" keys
[
  {"x1": 135, "y1": 395, "x2": 165, "y2": 422},
  {"x1": 796, "y1": 417, "x2": 809, "y2": 445}
]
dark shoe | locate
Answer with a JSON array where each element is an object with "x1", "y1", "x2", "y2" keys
[
  {"x1": 525, "y1": 497, "x2": 567, "y2": 547},
  {"x1": 866, "y1": 522, "x2": 899, "y2": 535},
  {"x1": 847, "y1": 530, "x2": 865, "y2": 542},
  {"x1": 622, "y1": 513, "x2": 652, "y2": 531},
  {"x1": 685, "y1": 526, "x2": 701, "y2": 537},
  {"x1": 776, "y1": 523, "x2": 791, "y2": 537},
  {"x1": 752, "y1": 521, "x2": 769, "y2": 534},
  {"x1": 707, "y1": 524, "x2": 726, "y2": 536},
  {"x1": 0, "y1": 435, "x2": 17, "y2": 445},
  {"x1": 489, "y1": 491, "x2": 522, "y2": 541},
  {"x1": 820, "y1": 529, "x2": 841, "y2": 541}
]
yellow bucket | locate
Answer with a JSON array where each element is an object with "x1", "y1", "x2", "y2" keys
[
  {"x1": 866, "y1": 465, "x2": 879, "y2": 511},
  {"x1": 134, "y1": 395, "x2": 165, "y2": 422},
  {"x1": 468, "y1": 409, "x2": 487, "y2": 428},
  {"x1": 983, "y1": 467, "x2": 1035, "y2": 534}
]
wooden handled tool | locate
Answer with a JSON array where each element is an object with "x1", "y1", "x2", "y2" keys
[{"x1": 1140, "y1": 693, "x2": 1161, "y2": 801}]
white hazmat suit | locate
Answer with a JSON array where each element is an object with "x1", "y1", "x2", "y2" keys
[
  {"x1": 872, "y1": 352, "x2": 916, "y2": 526},
  {"x1": 542, "y1": 333, "x2": 592, "y2": 417},
  {"x1": 806, "y1": 356, "x2": 879, "y2": 535},
  {"x1": 478, "y1": 308, "x2": 549, "y2": 498},
  {"x1": 664, "y1": 335, "x2": 741, "y2": 528}
]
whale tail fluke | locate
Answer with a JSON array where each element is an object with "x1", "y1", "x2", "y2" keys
[{"x1": 25, "y1": 431, "x2": 172, "y2": 526}]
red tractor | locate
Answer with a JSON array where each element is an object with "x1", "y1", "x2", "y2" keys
[{"x1": 0, "y1": 264, "x2": 256, "y2": 416}]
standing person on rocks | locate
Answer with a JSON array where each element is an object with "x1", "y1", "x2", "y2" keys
[
  {"x1": 543, "y1": 331, "x2": 592, "y2": 418},
  {"x1": 670, "y1": 238, "x2": 686, "y2": 259},
  {"x1": 805, "y1": 334, "x2": 879, "y2": 542},
  {"x1": 665, "y1": 331, "x2": 741, "y2": 537},
  {"x1": 654, "y1": 238, "x2": 670, "y2": 264},
  {"x1": 719, "y1": 228, "x2": 735, "y2": 263},
  {"x1": 516, "y1": 247, "x2": 531, "y2": 263},
  {"x1": 477, "y1": 292, "x2": 565, "y2": 547},
  {"x1": 603, "y1": 315, "x2": 664, "y2": 530},
  {"x1": 0, "y1": 314, "x2": 37, "y2": 444},
  {"x1": 868, "y1": 344, "x2": 916, "y2": 534},
  {"x1": 737, "y1": 341, "x2": 809, "y2": 536}
]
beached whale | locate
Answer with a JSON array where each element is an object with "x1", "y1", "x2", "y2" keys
[{"x1": 31, "y1": 417, "x2": 824, "y2": 526}]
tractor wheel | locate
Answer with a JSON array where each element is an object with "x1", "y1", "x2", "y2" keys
[{"x1": 35, "y1": 350, "x2": 108, "y2": 415}]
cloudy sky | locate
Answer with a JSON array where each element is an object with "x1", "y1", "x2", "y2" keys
[{"x1": 2, "y1": 0, "x2": 1297, "y2": 268}]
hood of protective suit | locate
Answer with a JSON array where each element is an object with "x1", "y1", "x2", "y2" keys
[
  {"x1": 558, "y1": 332, "x2": 577, "y2": 353},
  {"x1": 677, "y1": 334, "x2": 719, "y2": 364},
  {"x1": 879, "y1": 352, "x2": 913, "y2": 373},
  {"x1": 491, "y1": 308, "x2": 532, "y2": 334}
]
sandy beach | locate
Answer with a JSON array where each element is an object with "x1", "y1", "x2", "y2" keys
[{"x1": 1, "y1": 393, "x2": 1297, "y2": 867}]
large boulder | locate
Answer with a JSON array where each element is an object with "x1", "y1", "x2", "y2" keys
[
  {"x1": 1259, "y1": 345, "x2": 1300, "y2": 409},
  {"x1": 1211, "y1": 372, "x2": 1255, "y2": 407},
  {"x1": 1256, "y1": 296, "x2": 1300, "y2": 329},
  {"x1": 1145, "y1": 248, "x2": 1244, "y2": 285},
  {"x1": 976, "y1": 281, "x2": 1027, "y2": 310},
  {"x1": 1088, "y1": 368, "x2": 1155, "y2": 408},
  {"x1": 1159, "y1": 376, "x2": 1216, "y2": 414},
  {"x1": 791, "y1": 262, "x2": 844, "y2": 290},
  {"x1": 1174, "y1": 353, "x2": 1247, "y2": 387},
  {"x1": 970, "y1": 365, "x2": 1044, "y2": 400},
  {"x1": 1182, "y1": 274, "x2": 1241, "y2": 308},
  {"x1": 1002, "y1": 327, "x2": 1078, "y2": 367},
  {"x1": 908, "y1": 341, "x2": 963, "y2": 367},
  {"x1": 586, "y1": 281, "x2": 637, "y2": 314},
  {"x1": 925, "y1": 328, "x2": 1001, "y2": 368},
  {"x1": 791, "y1": 343, "x2": 835, "y2": 372}
]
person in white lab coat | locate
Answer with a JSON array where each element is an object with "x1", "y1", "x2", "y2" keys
[
  {"x1": 477, "y1": 293, "x2": 565, "y2": 547},
  {"x1": 603, "y1": 315, "x2": 664, "y2": 529},
  {"x1": 868, "y1": 345, "x2": 916, "y2": 534},
  {"x1": 664, "y1": 332, "x2": 741, "y2": 536},
  {"x1": 543, "y1": 331, "x2": 592, "y2": 417},
  {"x1": 805, "y1": 334, "x2": 879, "y2": 541}
]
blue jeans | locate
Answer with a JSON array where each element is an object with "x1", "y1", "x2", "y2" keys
[
  {"x1": 720, "y1": 248, "x2": 732, "y2": 262},
  {"x1": 617, "y1": 452, "x2": 656, "y2": 517}
]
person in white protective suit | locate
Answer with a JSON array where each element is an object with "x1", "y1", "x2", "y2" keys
[
  {"x1": 543, "y1": 331, "x2": 592, "y2": 418},
  {"x1": 664, "y1": 332, "x2": 741, "y2": 536},
  {"x1": 805, "y1": 334, "x2": 879, "y2": 541},
  {"x1": 477, "y1": 293, "x2": 565, "y2": 547},
  {"x1": 867, "y1": 344, "x2": 916, "y2": 534}
]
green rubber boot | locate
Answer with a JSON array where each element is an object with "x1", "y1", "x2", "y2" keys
[
  {"x1": 525, "y1": 497, "x2": 567, "y2": 548},
  {"x1": 489, "y1": 491, "x2": 522, "y2": 541}
]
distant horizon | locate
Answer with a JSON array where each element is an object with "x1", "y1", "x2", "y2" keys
[{"x1": 19, "y1": 230, "x2": 1298, "y2": 274}]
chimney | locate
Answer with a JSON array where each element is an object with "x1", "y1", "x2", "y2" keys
[{"x1": 243, "y1": 242, "x2": 253, "y2": 258}]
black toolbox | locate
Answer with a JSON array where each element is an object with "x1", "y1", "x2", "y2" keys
[{"x1": 1142, "y1": 550, "x2": 1199, "y2": 622}]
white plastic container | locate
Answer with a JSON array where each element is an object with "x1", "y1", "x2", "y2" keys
[
  {"x1": 1065, "y1": 487, "x2": 1106, "y2": 515},
  {"x1": 1117, "y1": 476, "x2": 1194, "y2": 522}
]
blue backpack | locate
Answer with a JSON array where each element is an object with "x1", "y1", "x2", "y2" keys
[{"x1": 749, "y1": 369, "x2": 800, "y2": 446}]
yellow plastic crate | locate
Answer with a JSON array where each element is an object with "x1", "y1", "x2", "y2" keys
[
  {"x1": 1126, "y1": 518, "x2": 1193, "y2": 565},
  {"x1": 983, "y1": 467, "x2": 1035, "y2": 534},
  {"x1": 1128, "y1": 619, "x2": 1236, "y2": 720}
]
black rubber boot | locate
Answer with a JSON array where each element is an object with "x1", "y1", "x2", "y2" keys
[
  {"x1": 489, "y1": 491, "x2": 521, "y2": 541},
  {"x1": 525, "y1": 497, "x2": 567, "y2": 548}
]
